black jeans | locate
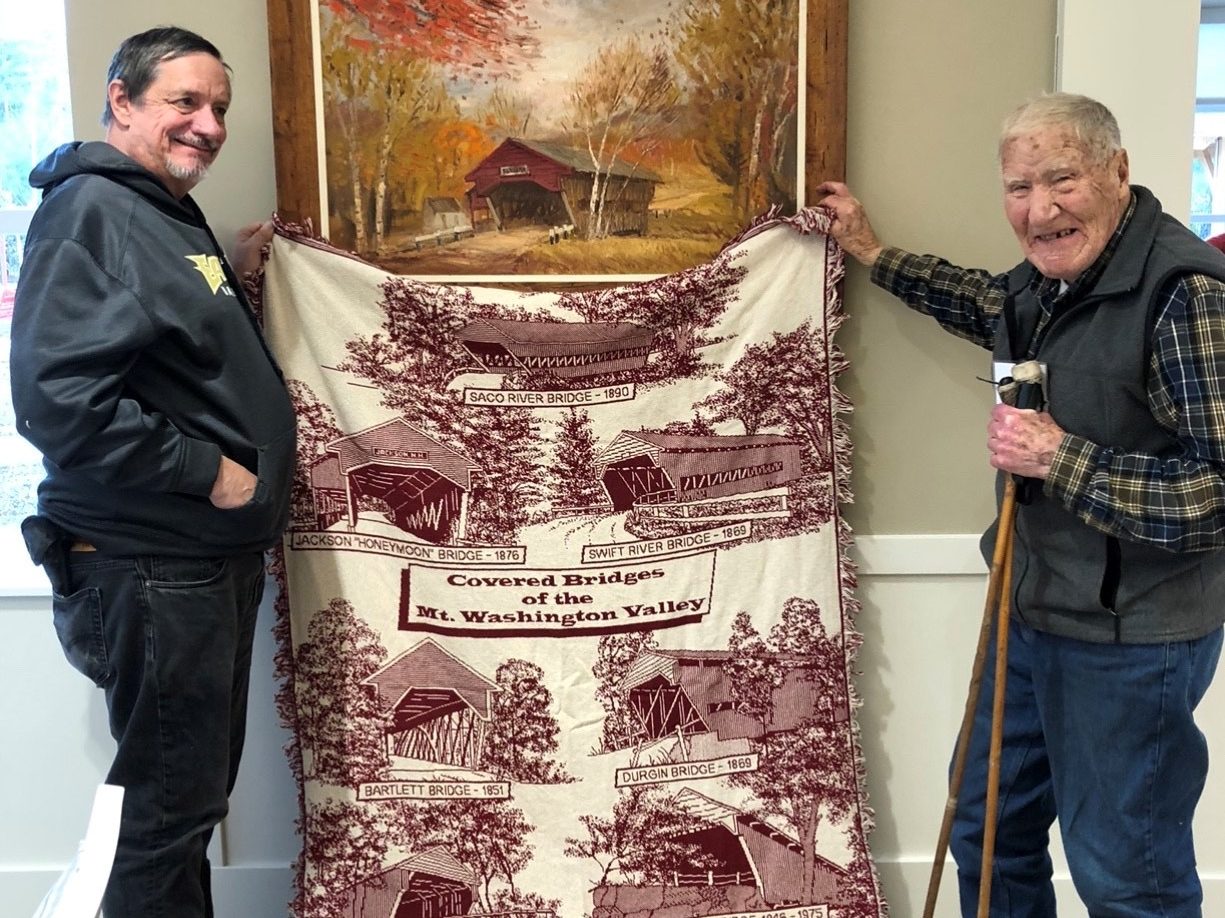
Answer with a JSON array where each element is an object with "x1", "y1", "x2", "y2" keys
[{"x1": 44, "y1": 543, "x2": 265, "y2": 918}]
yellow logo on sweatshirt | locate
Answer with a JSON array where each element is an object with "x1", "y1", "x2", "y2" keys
[{"x1": 186, "y1": 254, "x2": 228, "y2": 295}]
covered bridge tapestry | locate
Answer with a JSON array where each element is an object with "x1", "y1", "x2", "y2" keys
[{"x1": 260, "y1": 211, "x2": 887, "y2": 918}]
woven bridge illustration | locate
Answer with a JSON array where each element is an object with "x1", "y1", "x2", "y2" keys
[{"x1": 309, "y1": 419, "x2": 482, "y2": 543}]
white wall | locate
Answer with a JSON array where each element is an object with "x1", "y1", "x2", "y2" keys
[
  {"x1": 1057, "y1": 0, "x2": 1201, "y2": 221},
  {"x1": 62, "y1": 0, "x2": 279, "y2": 250}
]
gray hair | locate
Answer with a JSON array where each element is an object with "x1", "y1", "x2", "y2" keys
[
  {"x1": 999, "y1": 92, "x2": 1122, "y2": 166},
  {"x1": 102, "y1": 26, "x2": 229, "y2": 126}
]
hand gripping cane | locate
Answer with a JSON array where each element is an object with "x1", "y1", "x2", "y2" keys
[{"x1": 922, "y1": 360, "x2": 1046, "y2": 918}]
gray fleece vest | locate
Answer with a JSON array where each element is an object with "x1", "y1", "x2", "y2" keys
[{"x1": 989, "y1": 187, "x2": 1225, "y2": 643}]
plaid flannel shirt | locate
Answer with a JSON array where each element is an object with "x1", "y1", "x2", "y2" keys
[{"x1": 871, "y1": 200, "x2": 1225, "y2": 552}]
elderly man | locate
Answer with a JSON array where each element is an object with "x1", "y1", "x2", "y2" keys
[
  {"x1": 821, "y1": 93, "x2": 1225, "y2": 916},
  {"x1": 10, "y1": 26, "x2": 294, "y2": 917}
]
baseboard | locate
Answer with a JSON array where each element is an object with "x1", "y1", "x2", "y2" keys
[{"x1": 852, "y1": 533, "x2": 984, "y2": 576}]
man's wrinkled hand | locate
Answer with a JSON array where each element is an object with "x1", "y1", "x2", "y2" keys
[
  {"x1": 814, "y1": 180, "x2": 886, "y2": 267},
  {"x1": 210, "y1": 455, "x2": 257, "y2": 509},
  {"x1": 987, "y1": 403, "x2": 1064, "y2": 479}
]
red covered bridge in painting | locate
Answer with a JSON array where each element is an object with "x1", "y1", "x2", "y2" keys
[{"x1": 464, "y1": 137, "x2": 662, "y2": 237}]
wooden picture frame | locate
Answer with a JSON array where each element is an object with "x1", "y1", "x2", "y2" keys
[{"x1": 265, "y1": 0, "x2": 847, "y2": 276}]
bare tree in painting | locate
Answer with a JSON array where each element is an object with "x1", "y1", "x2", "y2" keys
[
  {"x1": 563, "y1": 785, "x2": 718, "y2": 886},
  {"x1": 294, "y1": 598, "x2": 389, "y2": 785},
  {"x1": 725, "y1": 599, "x2": 859, "y2": 905},
  {"x1": 366, "y1": 52, "x2": 450, "y2": 253},
  {"x1": 592, "y1": 630, "x2": 659, "y2": 752},
  {"x1": 321, "y1": 20, "x2": 377, "y2": 252},
  {"x1": 321, "y1": 25, "x2": 453, "y2": 252},
  {"x1": 549, "y1": 408, "x2": 604, "y2": 509},
  {"x1": 321, "y1": 17, "x2": 453, "y2": 253},
  {"x1": 565, "y1": 37, "x2": 680, "y2": 240},
  {"x1": 481, "y1": 659, "x2": 573, "y2": 784},
  {"x1": 481, "y1": 82, "x2": 535, "y2": 142},
  {"x1": 674, "y1": 0, "x2": 799, "y2": 221}
]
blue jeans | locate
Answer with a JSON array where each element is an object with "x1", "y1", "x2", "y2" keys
[
  {"x1": 47, "y1": 548, "x2": 266, "y2": 918},
  {"x1": 951, "y1": 619, "x2": 1223, "y2": 917}
]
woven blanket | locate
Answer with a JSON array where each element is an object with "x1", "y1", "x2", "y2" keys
[{"x1": 260, "y1": 212, "x2": 887, "y2": 918}]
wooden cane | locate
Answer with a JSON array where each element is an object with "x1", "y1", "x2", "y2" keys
[
  {"x1": 977, "y1": 511, "x2": 1015, "y2": 916},
  {"x1": 921, "y1": 476, "x2": 1018, "y2": 918}
]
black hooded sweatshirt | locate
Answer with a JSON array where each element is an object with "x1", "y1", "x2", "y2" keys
[{"x1": 10, "y1": 141, "x2": 296, "y2": 556}]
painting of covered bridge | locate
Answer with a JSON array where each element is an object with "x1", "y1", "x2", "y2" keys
[
  {"x1": 309, "y1": 418, "x2": 482, "y2": 543},
  {"x1": 465, "y1": 137, "x2": 662, "y2": 238}
]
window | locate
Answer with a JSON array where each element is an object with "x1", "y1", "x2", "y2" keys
[
  {"x1": 1191, "y1": 12, "x2": 1225, "y2": 239},
  {"x1": 1, "y1": 0, "x2": 71, "y2": 587}
]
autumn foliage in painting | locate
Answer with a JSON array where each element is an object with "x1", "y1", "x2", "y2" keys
[
  {"x1": 318, "y1": 0, "x2": 802, "y2": 273},
  {"x1": 323, "y1": 0, "x2": 538, "y2": 74}
]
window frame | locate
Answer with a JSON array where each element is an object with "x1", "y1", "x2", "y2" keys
[{"x1": 1, "y1": 204, "x2": 47, "y2": 595}]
